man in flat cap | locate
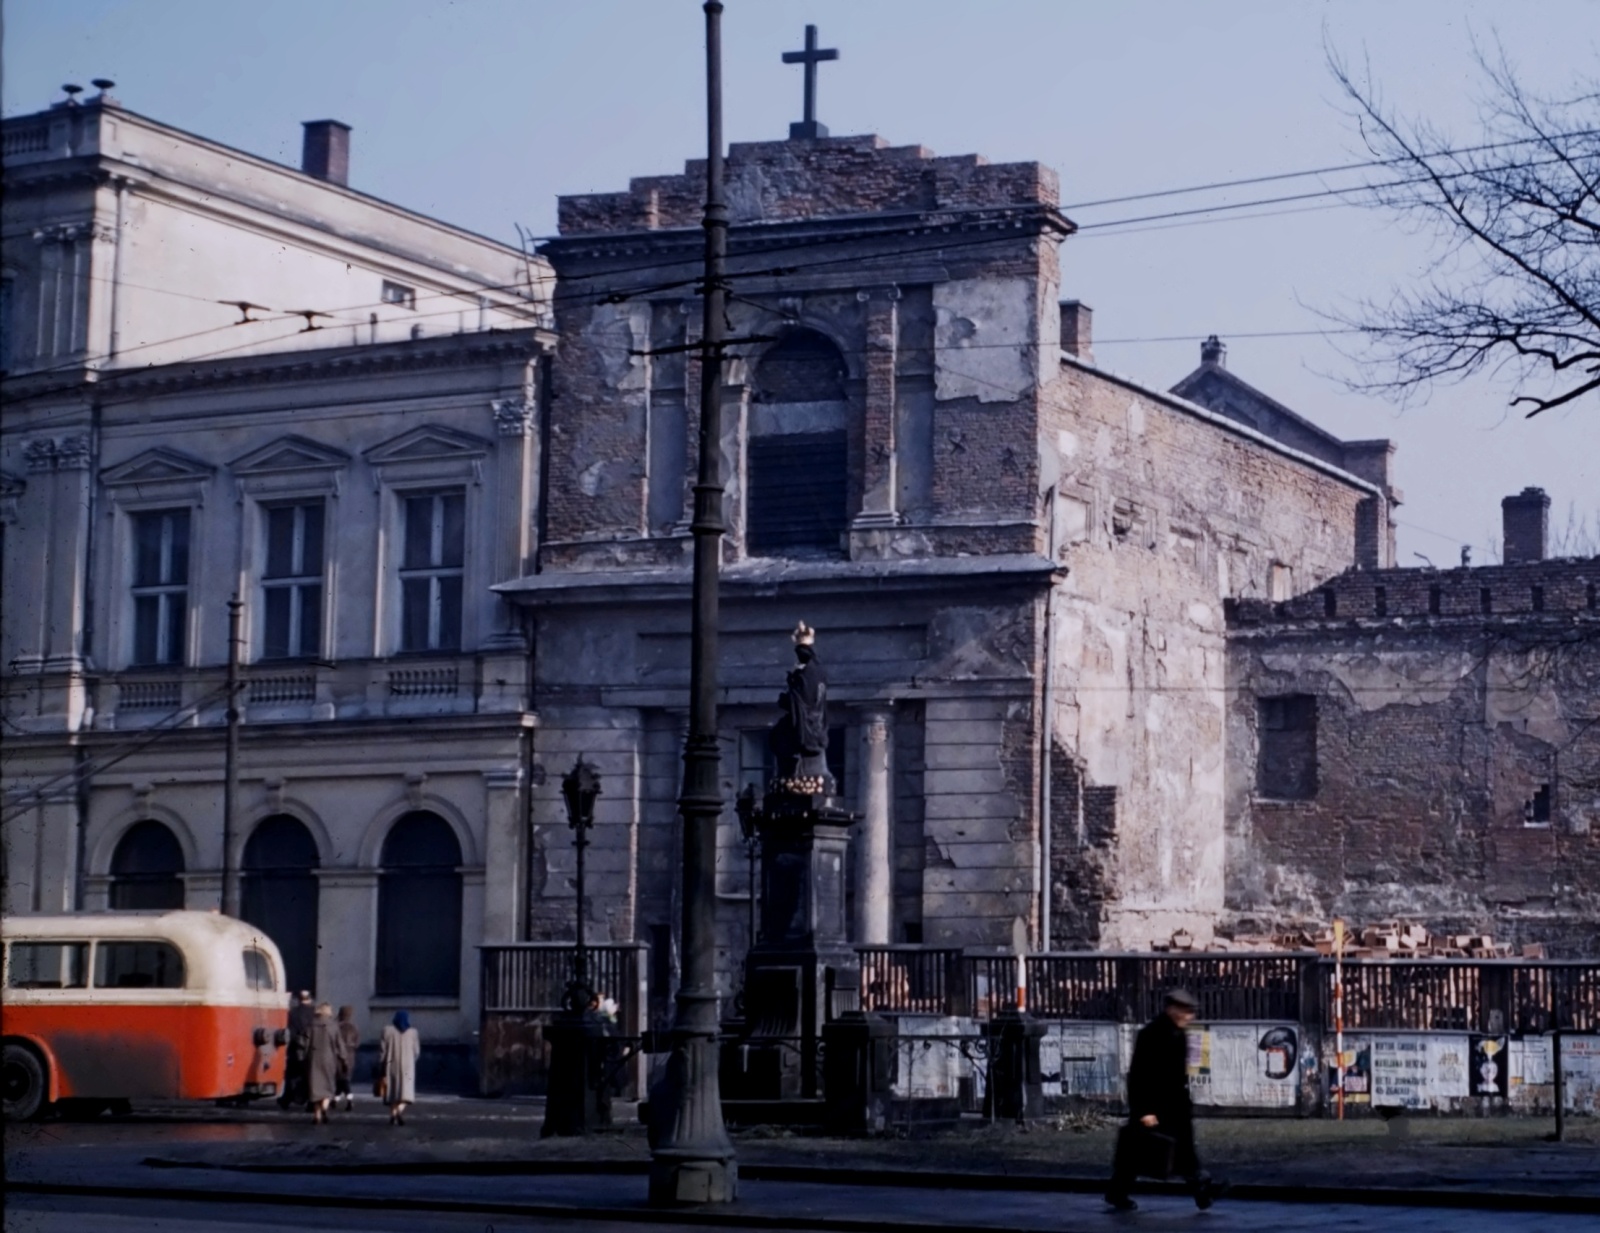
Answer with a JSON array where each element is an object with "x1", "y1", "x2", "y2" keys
[{"x1": 1106, "y1": 988, "x2": 1221, "y2": 1211}]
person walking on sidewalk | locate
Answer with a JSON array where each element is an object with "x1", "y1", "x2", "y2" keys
[
  {"x1": 334, "y1": 1006, "x2": 361, "y2": 1112},
  {"x1": 1106, "y1": 988, "x2": 1220, "y2": 1212},
  {"x1": 379, "y1": 1009, "x2": 420, "y2": 1126},
  {"x1": 278, "y1": 990, "x2": 315, "y2": 1110},
  {"x1": 306, "y1": 1002, "x2": 348, "y2": 1124}
]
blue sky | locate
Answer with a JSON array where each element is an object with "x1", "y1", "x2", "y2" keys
[{"x1": 6, "y1": 0, "x2": 1595, "y2": 561}]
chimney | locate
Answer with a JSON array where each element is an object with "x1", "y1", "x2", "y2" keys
[
  {"x1": 301, "y1": 120, "x2": 351, "y2": 185},
  {"x1": 1201, "y1": 334, "x2": 1226, "y2": 367},
  {"x1": 1502, "y1": 487, "x2": 1551, "y2": 563},
  {"x1": 1060, "y1": 300, "x2": 1093, "y2": 362}
]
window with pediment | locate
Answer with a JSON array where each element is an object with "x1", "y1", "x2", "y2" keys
[
  {"x1": 399, "y1": 491, "x2": 465, "y2": 652},
  {"x1": 131, "y1": 509, "x2": 191, "y2": 666},
  {"x1": 262, "y1": 502, "x2": 325, "y2": 660},
  {"x1": 229, "y1": 435, "x2": 349, "y2": 665}
]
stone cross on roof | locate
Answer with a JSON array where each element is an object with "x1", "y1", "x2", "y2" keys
[{"x1": 782, "y1": 24, "x2": 839, "y2": 140}]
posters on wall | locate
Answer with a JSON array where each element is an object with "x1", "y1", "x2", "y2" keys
[
  {"x1": 1563, "y1": 1035, "x2": 1600, "y2": 1114},
  {"x1": 1187, "y1": 1024, "x2": 1300, "y2": 1109},
  {"x1": 1469, "y1": 1035, "x2": 1509, "y2": 1098}
]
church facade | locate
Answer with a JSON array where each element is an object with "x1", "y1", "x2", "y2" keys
[{"x1": 502, "y1": 133, "x2": 1396, "y2": 1010}]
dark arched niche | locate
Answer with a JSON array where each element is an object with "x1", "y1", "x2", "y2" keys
[
  {"x1": 375, "y1": 811, "x2": 463, "y2": 998},
  {"x1": 109, "y1": 820, "x2": 186, "y2": 910},
  {"x1": 241, "y1": 815, "x2": 321, "y2": 994},
  {"x1": 746, "y1": 329, "x2": 850, "y2": 556}
]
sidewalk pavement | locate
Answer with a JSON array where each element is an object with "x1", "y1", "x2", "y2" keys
[{"x1": 7, "y1": 1099, "x2": 1598, "y2": 1223}]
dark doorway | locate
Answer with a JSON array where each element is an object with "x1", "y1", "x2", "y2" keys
[
  {"x1": 376, "y1": 812, "x2": 463, "y2": 998},
  {"x1": 240, "y1": 815, "x2": 321, "y2": 994},
  {"x1": 746, "y1": 330, "x2": 850, "y2": 556},
  {"x1": 109, "y1": 820, "x2": 185, "y2": 909}
]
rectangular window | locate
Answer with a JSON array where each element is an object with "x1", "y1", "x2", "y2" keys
[
  {"x1": 381, "y1": 280, "x2": 416, "y2": 309},
  {"x1": 262, "y1": 502, "x2": 325, "y2": 659},
  {"x1": 131, "y1": 509, "x2": 191, "y2": 665},
  {"x1": 399, "y1": 491, "x2": 465, "y2": 652},
  {"x1": 93, "y1": 940, "x2": 186, "y2": 989},
  {"x1": 6, "y1": 942, "x2": 89, "y2": 989},
  {"x1": 1257, "y1": 695, "x2": 1318, "y2": 800}
]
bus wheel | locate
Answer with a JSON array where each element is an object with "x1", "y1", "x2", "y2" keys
[{"x1": 2, "y1": 1044, "x2": 48, "y2": 1121}]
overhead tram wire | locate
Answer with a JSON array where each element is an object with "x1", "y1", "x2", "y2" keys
[
  {"x1": 1057, "y1": 127, "x2": 1600, "y2": 210},
  {"x1": 9, "y1": 149, "x2": 1570, "y2": 408}
]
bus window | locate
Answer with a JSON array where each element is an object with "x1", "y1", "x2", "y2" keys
[
  {"x1": 94, "y1": 940, "x2": 186, "y2": 989},
  {"x1": 7, "y1": 942, "x2": 89, "y2": 989},
  {"x1": 243, "y1": 948, "x2": 277, "y2": 992}
]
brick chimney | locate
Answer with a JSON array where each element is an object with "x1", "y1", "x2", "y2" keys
[
  {"x1": 1502, "y1": 487, "x2": 1550, "y2": 563},
  {"x1": 1060, "y1": 300, "x2": 1093, "y2": 362},
  {"x1": 301, "y1": 120, "x2": 351, "y2": 185},
  {"x1": 1201, "y1": 334, "x2": 1226, "y2": 367}
]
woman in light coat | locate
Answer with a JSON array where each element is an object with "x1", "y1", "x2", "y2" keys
[
  {"x1": 379, "y1": 1009, "x2": 421, "y2": 1125},
  {"x1": 306, "y1": 1003, "x2": 347, "y2": 1124}
]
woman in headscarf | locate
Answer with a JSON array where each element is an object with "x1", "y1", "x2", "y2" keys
[
  {"x1": 379, "y1": 1009, "x2": 421, "y2": 1125},
  {"x1": 306, "y1": 1002, "x2": 346, "y2": 1124},
  {"x1": 334, "y1": 1006, "x2": 361, "y2": 1112}
]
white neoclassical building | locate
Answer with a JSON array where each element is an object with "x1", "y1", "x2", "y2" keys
[{"x1": 2, "y1": 85, "x2": 553, "y2": 1068}]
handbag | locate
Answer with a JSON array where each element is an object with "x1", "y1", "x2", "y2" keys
[
  {"x1": 1117, "y1": 1122, "x2": 1176, "y2": 1180},
  {"x1": 373, "y1": 1073, "x2": 388, "y2": 1100}
]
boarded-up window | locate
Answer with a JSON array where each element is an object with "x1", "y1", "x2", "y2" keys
[
  {"x1": 1257, "y1": 695, "x2": 1317, "y2": 800},
  {"x1": 747, "y1": 330, "x2": 849, "y2": 556}
]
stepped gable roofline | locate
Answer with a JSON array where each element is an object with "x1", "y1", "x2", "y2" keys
[
  {"x1": 1061, "y1": 351, "x2": 1384, "y2": 500},
  {"x1": 556, "y1": 133, "x2": 1064, "y2": 236}
]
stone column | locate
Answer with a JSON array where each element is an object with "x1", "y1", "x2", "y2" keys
[
  {"x1": 480, "y1": 766, "x2": 524, "y2": 943},
  {"x1": 854, "y1": 709, "x2": 893, "y2": 945}
]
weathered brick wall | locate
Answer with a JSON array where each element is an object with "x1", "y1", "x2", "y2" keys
[{"x1": 1227, "y1": 559, "x2": 1600, "y2": 955}]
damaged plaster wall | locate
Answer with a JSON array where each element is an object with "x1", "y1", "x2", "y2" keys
[{"x1": 1038, "y1": 363, "x2": 1374, "y2": 950}]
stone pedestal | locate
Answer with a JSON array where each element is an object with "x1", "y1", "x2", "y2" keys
[{"x1": 729, "y1": 791, "x2": 859, "y2": 1101}]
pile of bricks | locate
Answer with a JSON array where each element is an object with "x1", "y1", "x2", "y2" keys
[{"x1": 1197, "y1": 922, "x2": 1550, "y2": 959}]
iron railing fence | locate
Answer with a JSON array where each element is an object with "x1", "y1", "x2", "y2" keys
[
  {"x1": 1332, "y1": 959, "x2": 1600, "y2": 1032},
  {"x1": 858, "y1": 946, "x2": 965, "y2": 1015},
  {"x1": 857, "y1": 948, "x2": 1600, "y2": 1030},
  {"x1": 478, "y1": 943, "x2": 647, "y2": 1098}
]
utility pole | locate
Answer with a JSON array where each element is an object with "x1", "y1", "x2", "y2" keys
[
  {"x1": 649, "y1": 0, "x2": 737, "y2": 1206},
  {"x1": 221, "y1": 596, "x2": 243, "y2": 918}
]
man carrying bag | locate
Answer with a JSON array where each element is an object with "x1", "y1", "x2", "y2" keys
[{"x1": 1106, "y1": 988, "x2": 1222, "y2": 1212}]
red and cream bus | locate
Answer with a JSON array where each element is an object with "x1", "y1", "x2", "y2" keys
[{"x1": 2, "y1": 911, "x2": 289, "y2": 1119}]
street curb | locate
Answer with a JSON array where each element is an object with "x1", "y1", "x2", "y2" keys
[{"x1": 135, "y1": 1156, "x2": 1600, "y2": 1215}]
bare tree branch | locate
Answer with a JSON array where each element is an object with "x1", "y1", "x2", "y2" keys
[{"x1": 1322, "y1": 40, "x2": 1600, "y2": 417}]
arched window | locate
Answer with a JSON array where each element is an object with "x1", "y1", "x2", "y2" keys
[
  {"x1": 375, "y1": 811, "x2": 463, "y2": 997},
  {"x1": 746, "y1": 330, "x2": 850, "y2": 557},
  {"x1": 109, "y1": 820, "x2": 185, "y2": 910},
  {"x1": 240, "y1": 815, "x2": 320, "y2": 994}
]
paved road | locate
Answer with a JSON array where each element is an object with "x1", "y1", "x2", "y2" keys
[{"x1": 8, "y1": 1172, "x2": 1597, "y2": 1233}]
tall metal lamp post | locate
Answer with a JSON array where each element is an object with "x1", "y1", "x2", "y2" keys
[
  {"x1": 540, "y1": 757, "x2": 604, "y2": 1138},
  {"x1": 649, "y1": 0, "x2": 738, "y2": 1204},
  {"x1": 563, "y1": 757, "x2": 602, "y2": 1006}
]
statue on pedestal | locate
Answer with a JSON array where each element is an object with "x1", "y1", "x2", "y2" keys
[{"x1": 769, "y1": 621, "x2": 834, "y2": 795}]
